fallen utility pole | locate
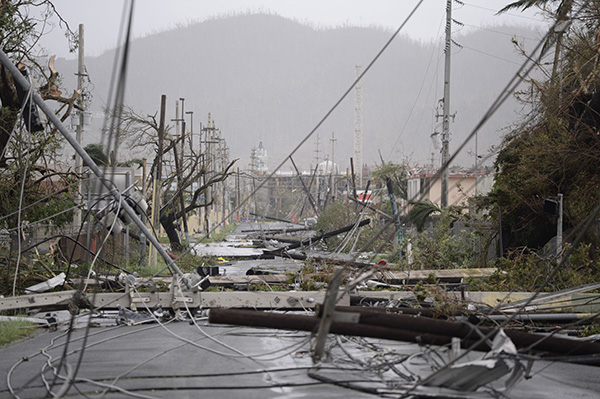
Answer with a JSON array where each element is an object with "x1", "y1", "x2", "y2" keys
[
  {"x1": 209, "y1": 308, "x2": 463, "y2": 349},
  {"x1": 321, "y1": 306, "x2": 600, "y2": 358},
  {"x1": 208, "y1": 308, "x2": 600, "y2": 360},
  {"x1": 379, "y1": 267, "x2": 496, "y2": 284},
  {"x1": 0, "y1": 50, "x2": 185, "y2": 279},
  {"x1": 282, "y1": 250, "x2": 374, "y2": 268},
  {"x1": 249, "y1": 213, "x2": 299, "y2": 225},
  {"x1": 0, "y1": 290, "x2": 350, "y2": 312},
  {"x1": 265, "y1": 219, "x2": 370, "y2": 255}
]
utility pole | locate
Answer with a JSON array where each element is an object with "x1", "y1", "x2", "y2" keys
[
  {"x1": 74, "y1": 24, "x2": 85, "y2": 230},
  {"x1": 176, "y1": 98, "x2": 189, "y2": 248},
  {"x1": 330, "y1": 132, "x2": 336, "y2": 174},
  {"x1": 201, "y1": 114, "x2": 219, "y2": 235},
  {"x1": 149, "y1": 95, "x2": 166, "y2": 266},
  {"x1": 236, "y1": 167, "x2": 240, "y2": 221},
  {"x1": 179, "y1": 98, "x2": 186, "y2": 164},
  {"x1": 354, "y1": 65, "x2": 363, "y2": 188},
  {"x1": 315, "y1": 133, "x2": 320, "y2": 209},
  {"x1": 330, "y1": 132, "x2": 337, "y2": 201},
  {"x1": 557, "y1": 193, "x2": 563, "y2": 257},
  {"x1": 441, "y1": 0, "x2": 452, "y2": 208},
  {"x1": 186, "y1": 110, "x2": 194, "y2": 152}
]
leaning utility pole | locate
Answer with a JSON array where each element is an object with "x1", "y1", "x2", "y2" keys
[
  {"x1": 441, "y1": 0, "x2": 452, "y2": 208},
  {"x1": 0, "y1": 52, "x2": 185, "y2": 277}
]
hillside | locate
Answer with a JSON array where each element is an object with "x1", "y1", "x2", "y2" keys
[{"x1": 54, "y1": 13, "x2": 541, "y2": 172}]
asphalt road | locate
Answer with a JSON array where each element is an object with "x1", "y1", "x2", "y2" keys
[{"x1": 1, "y1": 316, "x2": 599, "y2": 398}]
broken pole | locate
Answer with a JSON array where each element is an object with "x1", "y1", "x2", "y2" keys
[
  {"x1": 350, "y1": 157, "x2": 358, "y2": 199},
  {"x1": 313, "y1": 269, "x2": 344, "y2": 361}
]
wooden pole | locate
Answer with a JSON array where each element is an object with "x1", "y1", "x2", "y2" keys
[
  {"x1": 209, "y1": 308, "x2": 600, "y2": 358},
  {"x1": 149, "y1": 95, "x2": 166, "y2": 266}
]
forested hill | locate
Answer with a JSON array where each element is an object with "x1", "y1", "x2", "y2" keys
[{"x1": 55, "y1": 13, "x2": 541, "y2": 171}]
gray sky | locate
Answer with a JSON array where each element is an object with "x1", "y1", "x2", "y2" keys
[{"x1": 42, "y1": 0, "x2": 548, "y2": 59}]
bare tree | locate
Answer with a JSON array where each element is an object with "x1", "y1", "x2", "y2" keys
[{"x1": 120, "y1": 107, "x2": 237, "y2": 251}]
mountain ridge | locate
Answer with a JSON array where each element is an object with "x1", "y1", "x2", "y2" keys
[{"x1": 54, "y1": 12, "x2": 540, "y2": 172}]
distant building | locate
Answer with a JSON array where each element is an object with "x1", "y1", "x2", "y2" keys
[
  {"x1": 317, "y1": 159, "x2": 339, "y2": 174},
  {"x1": 255, "y1": 141, "x2": 268, "y2": 173},
  {"x1": 407, "y1": 168, "x2": 494, "y2": 208}
]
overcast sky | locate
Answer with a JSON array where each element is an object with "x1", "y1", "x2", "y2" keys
[{"x1": 41, "y1": 0, "x2": 549, "y2": 59}]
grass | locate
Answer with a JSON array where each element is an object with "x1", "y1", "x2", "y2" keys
[{"x1": 0, "y1": 319, "x2": 37, "y2": 346}]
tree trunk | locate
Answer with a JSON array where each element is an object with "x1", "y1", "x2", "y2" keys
[{"x1": 159, "y1": 211, "x2": 184, "y2": 252}]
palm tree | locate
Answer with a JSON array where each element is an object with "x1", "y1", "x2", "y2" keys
[
  {"x1": 408, "y1": 201, "x2": 442, "y2": 232},
  {"x1": 84, "y1": 143, "x2": 109, "y2": 166},
  {"x1": 83, "y1": 143, "x2": 143, "y2": 167},
  {"x1": 499, "y1": 1, "x2": 572, "y2": 80}
]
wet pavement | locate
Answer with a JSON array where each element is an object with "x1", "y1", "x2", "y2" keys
[
  {"x1": 219, "y1": 258, "x2": 305, "y2": 276},
  {"x1": 2, "y1": 222, "x2": 599, "y2": 398},
  {"x1": 1, "y1": 317, "x2": 599, "y2": 398},
  {"x1": 0, "y1": 318, "x2": 377, "y2": 399}
]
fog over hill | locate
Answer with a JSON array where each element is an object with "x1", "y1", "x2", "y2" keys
[{"x1": 54, "y1": 13, "x2": 541, "y2": 172}]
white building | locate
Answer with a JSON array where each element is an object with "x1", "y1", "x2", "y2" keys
[{"x1": 255, "y1": 141, "x2": 268, "y2": 173}]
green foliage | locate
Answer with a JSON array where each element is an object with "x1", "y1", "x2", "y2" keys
[
  {"x1": 296, "y1": 261, "x2": 337, "y2": 291},
  {"x1": 83, "y1": 143, "x2": 144, "y2": 167},
  {"x1": 498, "y1": 0, "x2": 560, "y2": 13},
  {"x1": 0, "y1": 2, "x2": 79, "y2": 234},
  {"x1": 579, "y1": 323, "x2": 600, "y2": 337},
  {"x1": 0, "y1": 172, "x2": 76, "y2": 230},
  {"x1": 0, "y1": 319, "x2": 36, "y2": 347},
  {"x1": 481, "y1": 5, "x2": 600, "y2": 252},
  {"x1": 406, "y1": 212, "x2": 479, "y2": 270},
  {"x1": 0, "y1": 1, "x2": 36, "y2": 55},
  {"x1": 477, "y1": 244, "x2": 600, "y2": 292},
  {"x1": 407, "y1": 201, "x2": 442, "y2": 232},
  {"x1": 314, "y1": 201, "x2": 354, "y2": 250},
  {"x1": 371, "y1": 161, "x2": 408, "y2": 200},
  {"x1": 314, "y1": 201, "x2": 396, "y2": 253},
  {"x1": 84, "y1": 143, "x2": 109, "y2": 166}
]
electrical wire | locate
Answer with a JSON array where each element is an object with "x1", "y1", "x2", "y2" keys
[
  {"x1": 304, "y1": 3, "x2": 598, "y2": 395},
  {"x1": 170, "y1": 0, "x2": 427, "y2": 264},
  {"x1": 386, "y1": 10, "x2": 446, "y2": 161},
  {"x1": 461, "y1": 43, "x2": 523, "y2": 64},
  {"x1": 12, "y1": 69, "x2": 36, "y2": 297},
  {"x1": 7, "y1": 2, "x2": 598, "y2": 399}
]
